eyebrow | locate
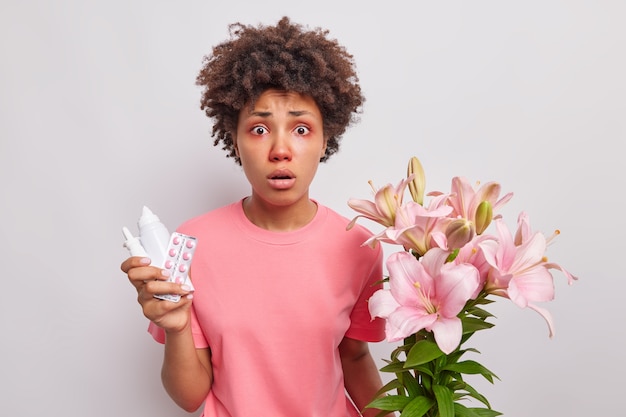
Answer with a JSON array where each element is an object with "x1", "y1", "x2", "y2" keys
[{"x1": 249, "y1": 110, "x2": 313, "y2": 117}]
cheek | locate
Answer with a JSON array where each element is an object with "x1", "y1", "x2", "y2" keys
[{"x1": 294, "y1": 137, "x2": 327, "y2": 157}]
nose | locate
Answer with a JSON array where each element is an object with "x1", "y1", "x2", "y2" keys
[{"x1": 269, "y1": 131, "x2": 292, "y2": 161}]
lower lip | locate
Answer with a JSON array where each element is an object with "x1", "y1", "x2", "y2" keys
[{"x1": 268, "y1": 178, "x2": 296, "y2": 190}]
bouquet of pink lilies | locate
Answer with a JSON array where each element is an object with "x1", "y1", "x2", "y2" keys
[{"x1": 347, "y1": 156, "x2": 577, "y2": 417}]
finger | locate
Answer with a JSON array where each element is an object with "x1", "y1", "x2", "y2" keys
[
  {"x1": 144, "y1": 297, "x2": 194, "y2": 330},
  {"x1": 139, "y1": 281, "x2": 193, "y2": 302},
  {"x1": 127, "y1": 267, "x2": 170, "y2": 290},
  {"x1": 120, "y1": 256, "x2": 152, "y2": 273},
  {"x1": 139, "y1": 290, "x2": 192, "y2": 321}
]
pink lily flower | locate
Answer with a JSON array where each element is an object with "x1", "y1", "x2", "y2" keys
[
  {"x1": 368, "y1": 250, "x2": 480, "y2": 354},
  {"x1": 347, "y1": 177, "x2": 413, "y2": 231},
  {"x1": 514, "y1": 212, "x2": 577, "y2": 286},
  {"x1": 479, "y1": 213, "x2": 577, "y2": 336},
  {"x1": 434, "y1": 176, "x2": 514, "y2": 235},
  {"x1": 451, "y1": 235, "x2": 495, "y2": 298},
  {"x1": 383, "y1": 195, "x2": 453, "y2": 255}
]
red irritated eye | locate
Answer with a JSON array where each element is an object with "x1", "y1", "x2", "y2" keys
[
  {"x1": 252, "y1": 126, "x2": 268, "y2": 135},
  {"x1": 294, "y1": 126, "x2": 310, "y2": 135}
]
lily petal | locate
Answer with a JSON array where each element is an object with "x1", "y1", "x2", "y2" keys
[
  {"x1": 526, "y1": 303, "x2": 556, "y2": 338},
  {"x1": 507, "y1": 267, "x2": 555, "y2": 307},
  {"x1": 387, "y1": 306, "x2": 437, "y2": 342},
  {"x1": 511, "y1": 232, "x2": 546, "y2": 273},
  {"x1": 545, "y1": 262, "x2": 578, "y2": 285},
  {"x1": 436, "y1": 263, "x2": 480, "y2": 318},
  {"x1": 386, "y1": 251, "x2": 433, "y2": 306},
  {"x1": 368, "y1": 289, "x2": 399, "y2": 320},
  {"x1": 430, "y1": 316, "x2": 463, "y2": 354}
]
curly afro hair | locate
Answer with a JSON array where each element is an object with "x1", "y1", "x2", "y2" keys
[{"x1": 196, "y1": 16, "x2": 365, "y2": 165}]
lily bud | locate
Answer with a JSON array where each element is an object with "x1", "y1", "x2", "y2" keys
[
  {"x1": 407, "y1": 156, "x2": 426, "y2": 205},
  {"x1": 475, "y1": 201, "x2": 493, "y2": 235},
  {"x1": 445, "y1": 218, "x2": 475, "y2": 250}
]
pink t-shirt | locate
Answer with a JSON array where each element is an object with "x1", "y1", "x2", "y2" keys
[{"x1": 149, "y1": 200, "x2": 384, "y2": 416}]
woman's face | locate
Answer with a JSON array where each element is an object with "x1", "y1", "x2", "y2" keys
[{"x1": 234, "y1": 89, "x2": 327, "y2": 214}]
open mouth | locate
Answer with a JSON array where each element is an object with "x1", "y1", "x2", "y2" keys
[
  {"x1": 268, "y1": 170, "x2": 296, "y2": 189},
  {"x1": 268, "y1": 169, "x2": 295, "y2": 180}
]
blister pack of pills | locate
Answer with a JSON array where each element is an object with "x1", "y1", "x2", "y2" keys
[{"x1": 154, "y1": 232, "x2": 197, "y2": 302}]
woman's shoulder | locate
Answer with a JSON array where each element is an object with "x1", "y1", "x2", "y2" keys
[
  {"x1": 177, "y1": 200, "x2": 241, "y2": 233},
  {"x1": 319, "y1": 204, "x2": 378, "y2": 245},
  {"x1": 318, "y1": 204, "x2": 383, "y2": 268}
]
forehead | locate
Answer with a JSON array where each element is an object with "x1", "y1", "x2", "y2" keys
[{"x1": 245, "y1": 89, "x2": 320, "y2": 114}]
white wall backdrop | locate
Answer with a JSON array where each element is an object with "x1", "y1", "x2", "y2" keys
[{"x1": 1, "y1": 1, "x2": 623, "y2": 416}]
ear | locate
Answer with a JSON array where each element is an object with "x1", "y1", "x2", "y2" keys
[
  {"x1": 320, "y1": 136, "x2": 328, "y2": 158},
  {"x1": 232, "y1": 133, "x2": 240, "y2": 157}
]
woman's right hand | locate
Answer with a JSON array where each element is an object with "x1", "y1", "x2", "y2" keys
[{"x1": 120, "y1": 256, "x2": 194, "y2": 334}]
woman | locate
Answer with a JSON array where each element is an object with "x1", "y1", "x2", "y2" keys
[{"x1": 121, "y1": 16, "x2": 389, "y2": 417}]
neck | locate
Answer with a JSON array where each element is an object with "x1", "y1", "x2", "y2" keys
[{"x1": 242, "y1": 196, "x2": 318, "y2": 232}]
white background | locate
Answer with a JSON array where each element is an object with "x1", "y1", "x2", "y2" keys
[{"x1": 1, "y1": 1, "x2": 623, "y2": 416}]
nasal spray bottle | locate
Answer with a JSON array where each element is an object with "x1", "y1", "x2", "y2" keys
[
  {"x1": 122, "y1": 206, "x2": 197, "y2": 302},
  {"x1": 136, "y1": 206, "x2": 171, "y2": 267}
]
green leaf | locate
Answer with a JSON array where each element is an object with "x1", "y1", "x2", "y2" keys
[
  {"x1": 413, "y1": 364, "x2": 434, "y2": 378},
  {"x1": 365, "y1": 395, "x2": 412, "y2": 411},
  {"x1": 445, "y1": 348, "x2": 467, "y2": 365},
  {"x1": 453, "y1": 403, "x2": 481, "y2": 417},
  {"x1": 453, "y1": 403, "x2": 502, "y2": 417},
  {"x1": 448, "y1": 380, "x2": 467, "y2": 393},
  {"x1": 466, "y1": 306, "x2": 495, "y2": 319},
  {"x1": 432, "y1": 385, "x2": 455, "y2": 417},
  {"x1": 405, "y1": 339, "x2": 444, "y2": 367},
  {"x1": 441, "y1": 360, "x2": 499, "y2": 383},
  {"x1": 460, "y1": 331, "x2": 475, "y2": 345},
  {"x1": 459, "y1": 381, "x2": 492, "y2": 408},
  {"x1": 399, "y1": 370, "x2": 422, "y2": 397},
  {"x1": 462, "y1": 408, "x2": 503, "y2": 417},
  {"x1": 391, "y1": 344, "x2": 412, "y2": 361},
  {"x1": 399, "y1": 396, "x2": 436, "y2": 417},
  {"x1": 380, "y1": 361, "x2": 409, "y2": 373},
  {"x1": 419, "y1": 371, "x2": 433, "y2": 391},
  {"x1": 470, "y1": 296, "x2": 496, "y2": 306},
  {"x1": 374, "y1": 379, "x2": 404, "y2": 397},
  {"x1": 462, "y1": 317, "x2": 496, "y2": 334}
]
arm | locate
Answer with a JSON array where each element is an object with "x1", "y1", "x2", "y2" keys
[
  {"x1": 121, "y1": 256, "x2": 213, "y2": 412},
  {"x1": 161, "y1": 328, "x2": 212, "y2": 412},
  {"x1": 339, "y1": 336, "x2": 394, "y2": 417}
]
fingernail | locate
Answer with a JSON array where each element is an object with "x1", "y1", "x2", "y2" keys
[
  {"x1": 181, "y1": 285, "x2": 191, "y2": 292},
  {"x1": 161, "y1": 269, "x2": 171, "y2": 277},
  {"x1": 140, "y1": 257, "x2": 151, "y2": 265},
  {"x1": 186, "y1": 294, "x2": 194, "y2": 300}
]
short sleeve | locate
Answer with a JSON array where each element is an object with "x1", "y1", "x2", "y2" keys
[{"x1": 345, "y1": 244, "x2": 386, "y2": 342}]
